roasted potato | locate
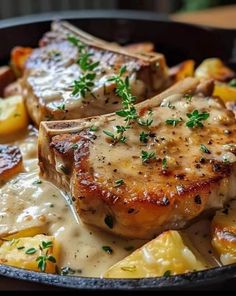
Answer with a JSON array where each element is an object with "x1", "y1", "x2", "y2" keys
[
  {"x1": 0, "y1": 95, "x2": 29, "y2": 136},
  {"x1": 213, "y1": 82, "x2": 236, "y2": 103},
  {"x1": 10, "y1": 47, "x2": 33, "y2": 77},
  {"x1": 104, "y1": 231, "x2": 206, "y2": 278},
  {"x1": 211, "y1": 200, "x2": 236, "y2": 265},
  {"x1": 195, "y1": 58, "x2": 235, "y2": 82},
  {"x1": 0, "y1": 144, "x2": 22, "y2": 182},
  {"x1": 169, "y1": 60, "x2": 195, "y2": 83},
  {"x1": 0, "y1": 235, "x2": 59, "y2": 273},
  {"x1": 2, "y1": 226, "x2": 47, "y2": 241}
]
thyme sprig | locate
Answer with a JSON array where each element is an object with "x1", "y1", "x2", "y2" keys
[
  {"x1": 68, "y1": 35, "x2": 100, "y2": 98},
  {"x1": 103, "y1": 66, "x2": 138, "y2": 143}
]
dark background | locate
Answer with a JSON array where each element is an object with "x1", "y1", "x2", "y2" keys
[{"x1": 0, "y1": 0, "x2": 236, "y2": 20}]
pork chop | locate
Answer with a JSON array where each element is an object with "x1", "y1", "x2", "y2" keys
[
  {"x1": 38, "y1": 78, "x2": 236, "y2": 239},
  {"x1": 22, "y1": 21, "x2": 168, "y2": 126}
]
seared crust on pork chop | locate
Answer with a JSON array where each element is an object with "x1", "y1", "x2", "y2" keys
[
  {"x1": 39, "y1": 78, "x2": 236, "y2": 239},
  {"x1": 22, "y1": 21, "x2": 168, "y2": 126}
]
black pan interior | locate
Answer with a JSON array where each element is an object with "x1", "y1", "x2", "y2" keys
[{"x1": 0, "y1": 10, "x2": 236, "y2": 290}]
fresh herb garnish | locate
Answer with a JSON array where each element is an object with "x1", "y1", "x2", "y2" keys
[
  {"x1": 57, "y1": 103, "x2": 65, "y2": 111},
  {"x1": 89, "y1": 126, "x2": 98, "y2": 132},
  {"x1": 139, "y1": 131, "x2": 149, "y2": 143},
  {"x1": 71, "y1": 143, "x2": 79, "y2": 150},
  {"x1": 102, "y1": 246, "x2": 113, "y2": 254},
  {"x1": 229, "y1": 78, "x2": 236, "y2": 88},
  {"x1": 141, "y1": 150, "x2": 156, "y2": 163},
  {"x1": 167, "y1": 102, "x2": 175, "y2": 109},
  {"x1": 163, "y1": 270, "x2": 171, "y2": 277},
  {"x1": 17, "y1": 246, "x2": 25, "y2": 250},
  {"x1": 104, "y1": 215, "x2": 114, "y2": 229},
  {"x1": 25, "y1": 248, "x2": 37, "y2": 255},
  {"x1": 32, "y1": 179, "x2": 42, "y2": 185},
  {"x1": 103, "y1": 66, "x2": 137, "y2": 143},
  {"x1": 186, "y1": 110, "x2": 209, "y2": 128},
  {"x1": 36, "y1": 241, "x2": 56, "y2": 272},
  {"x1": 184, "y1": 93, "x2": 193, "y2": 102},
  {"x1": 162, "y1": 157, "x2": 167, "y2": 169},
  {"x1": 68, "y1": 35, "x2": 99, "y2": 98},
  {"x1": 114, "y1": 179, "x2": 124, "y2": 187},
  {"x1": 165, "y1": 118, "x2": 182, "y2": 127},
  {"x1": 200, "y1": 144, "x2": 211, "y2": 154},
  {"x1": 60, "y1": 266, "x2": 76, "y2": 276}
]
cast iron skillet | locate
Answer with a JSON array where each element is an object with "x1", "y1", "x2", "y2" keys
[{"x1": 0, "y1": 10, "x2": 236, "y2": 290}]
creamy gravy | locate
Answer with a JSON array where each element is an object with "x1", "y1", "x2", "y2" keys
[
  {"x1": 0, "y1": 122, "x2": 224, "y2": 276},
  {"x1": 0, "y1": 130, "x2": 145, "y2": 277}
]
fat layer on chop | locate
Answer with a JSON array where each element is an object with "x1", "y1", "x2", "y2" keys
[
  {"x1": 39, "y1": 78, "x2": 236, "y2": 239},
  {"x1": 22, "y1": 21, "x2": 169, "y2": 126}
]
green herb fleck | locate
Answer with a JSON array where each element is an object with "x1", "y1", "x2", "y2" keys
[
  {"x1": 60, "y1": 266, "x2": 76, "y2": 276},
  {"x1": 229, "y1": 78, "x2": 236, "y2": 88},
  {"x1": 90, "y1": 126, "x2": 98, "y2": 132},
  {"x1": 162, "y1": 157, "x2": 167, "y2": 169},
  {"x1": 141, "y1": 150, "x2": 156, "y2": 163},
  {"x1": 57, "y1": 103, "x2": 65, "y2": 111},
  {"x1": 114, "y1": 179, "x2": 124, "y2": 187},
  {"x1": 25, "y1": 248, "x2": 37, "y2": 255},
  {"x1": 17, "y1": 246, "x2": 25, "y2": 250},
  {"x1": 32, "y1": 179, "x2": 42, "y2": 185},
  {"x1": 200, "y1": 144, "x2": 211, "y2": 154},
  {"x1": 139, "y1": 131, "x2": 149, "y2": 143},
  {"x1": 184, "y1": 93, "x2": 193, "y2": 102},
  {"x1": 102, "y1": 246, "x2": 113, "y2": 254},
  {"x1": 104, "y1": 215, "x2": 114, "y2": 229},
  {"x1": 186, "y1": 110, "x2": 209, "y2": 128},
  {"x1": 165, "y1": 118, "x2": 182, "y2": 127},
  {"x1": 163, "y1": 270, "x2": 171, "y2": 277}
]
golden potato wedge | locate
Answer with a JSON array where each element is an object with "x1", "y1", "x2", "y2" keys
[
  {"x1": 213, "y1": 82, "x2": 236, "y2": 103},
  {"x1": 211, "y1": 200, "x2": 236, "y2": 265},
  {"x1": 195, "y1": 58, "x2": 235, "y2": 82},
  {"x1": 104, "y1": 231, "x2": 205, "y2": 278},
  {"x1": 0, "y1": 95, "x2": 29, "y2": 136},
  {"x1": 2, "y1": 226, "x2": 47, "y2": 241},
  {"x1": 10, "y1": 47, "x2": 33, "y2": 77},
  {"x1": 0, "y1": 235, "x2": 59, "y2": 273},
  {"x1": 0, "y1": 144, "x2": 22, "y2": 182},
  {"x1": 169, "y1": 60, "x2": 195, "y2": 83}
]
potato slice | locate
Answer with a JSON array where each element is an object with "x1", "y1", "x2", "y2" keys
[
  {"x1": 0, "y1": 95, "x2": 29, "y2": 136},
  {"x1": 2, "y1": 226, "x2": 46, "y2": 241},
  {"x1": 211, "y1": 200, "x2": 236, "y2": 265},
  {"x1": 213, "y1": 82, "x2": 236, "y2": 103},
  {"x1": 104, "y1": 231, "x2": 205, "y2": 278},
  {"x1": 0, "y1": 235, "x2": 59, "y2": 273},
  {"x1": 169, "y1": 60, "x2": 195, "y2": 83},
  {"x1": 0, "y1": 144, "x2": 22, "y2": 182},
  {"x1": 195, "y1": 58, "x2": 235, "y2": 82}
]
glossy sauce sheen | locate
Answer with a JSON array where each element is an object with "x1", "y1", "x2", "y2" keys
[
  {"x1": 0, "y1": 130, "x2": 144, "y2": 276},
  {"x1": 0, "y1": 115, "x2": 225, "y2": 276}
]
